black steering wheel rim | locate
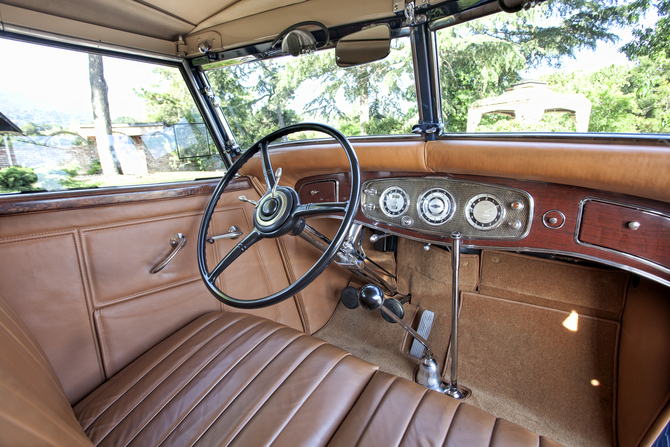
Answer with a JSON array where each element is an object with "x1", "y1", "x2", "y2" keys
[{"x1": 197, "y1": 123, "x2": 361, "y2": 309}]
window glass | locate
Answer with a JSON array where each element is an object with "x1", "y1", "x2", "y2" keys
[
  {"x1": 0, "y1": 39, "x2": 224, "y2": 195},
  {"x1": 435, "y1": 3, "x2": 668, "y2": 134},
  {"x1": 205, "y1": 37, "x2": 417, "y2": 149}
]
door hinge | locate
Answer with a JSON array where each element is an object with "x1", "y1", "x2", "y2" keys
[
  {"x1": 394, "y1": 0, "x2": 429, "y2": 24},
  {"x1": 175, "y1": 36, "x2": 187, "y2": 57}
]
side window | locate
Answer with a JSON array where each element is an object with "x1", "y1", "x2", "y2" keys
[{"x1": 0, "y1": 39, "x2": 223, "y2": 195}]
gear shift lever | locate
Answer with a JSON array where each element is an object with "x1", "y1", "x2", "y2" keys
[{"x1": 358, "y1": 284, "x2": 449, "y2": 393}]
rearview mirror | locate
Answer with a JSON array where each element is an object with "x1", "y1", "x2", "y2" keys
[{"x1": 335, "y1": 25, "x2": 391, "y2": 68}]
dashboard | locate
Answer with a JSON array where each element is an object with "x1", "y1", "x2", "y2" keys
[
  {"x1": 296, "y1": 171, "x2": 670, "y2": 288},
  {"x1": 360, "y1": 177, "x2": 533, "y2": 240}
]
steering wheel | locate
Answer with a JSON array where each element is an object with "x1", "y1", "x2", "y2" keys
[{"x1": 197, "y1": 123, "x2": 361, "y2": 309}]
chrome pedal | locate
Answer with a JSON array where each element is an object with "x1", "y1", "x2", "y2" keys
[{"x1": 410, "y1": 310, "x2": 434, "y2": 359}]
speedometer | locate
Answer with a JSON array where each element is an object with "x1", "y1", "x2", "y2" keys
[
  {"x1": 465, "y1": 193, "x2": 505, "y2": 230},
  {"x1": 417, "y1": 188, "x2": 455, "y2": 225},
  {"x1": 379, "y1": 186, "x2": 409, "y2": 218}
]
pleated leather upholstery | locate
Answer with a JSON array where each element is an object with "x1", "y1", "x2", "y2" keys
[
  {"x1": 72, "y1": 311, "x2": 563, "y2": 447},
  {"x1": 329, "y1": 371, "x2": 562, "y2": 447},
  {"x1": 0, "y1": 294, "x2": 93, "y2": 447},
  {"x1": 73, "y1": 312, "x2": 378, "y2": 447}
]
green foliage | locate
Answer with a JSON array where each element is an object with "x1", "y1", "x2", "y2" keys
[
  {"x1": 33, "y1": 164, "x2": 100, "y2": 191},
  {"x1": 543, "y1": 65, "x2": 640, "y2": 132},
  {"x1": 87, "y1": 159, "x2": 102, "y2": 175},
  {"x1": 136, "y1": 68, "x2": 203, "y2": 126},
  {"x1": 437, "y1": 32, "x2": 526, "y2": 132},
  {"x1": 0, "y1": 166, "x2": 39, "y2": 191},
  {"x1": 622, "y1": 0, "x2": 670, "y2": 59}
]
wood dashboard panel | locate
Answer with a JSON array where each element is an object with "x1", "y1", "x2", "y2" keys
[{"x1": 296, "y1": 171, "x2": 670, "y2": 286}]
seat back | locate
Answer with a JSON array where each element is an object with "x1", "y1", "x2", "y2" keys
[{"x1": 0, "y1": 294, "x2": 92, "y2": 446}]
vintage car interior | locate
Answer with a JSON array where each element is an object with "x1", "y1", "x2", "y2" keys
[{"x1": 1, "y1": 0, "x2": 669, "y2": 446}]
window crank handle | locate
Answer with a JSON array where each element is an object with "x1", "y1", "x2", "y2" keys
[{"x1": 238, "y1": 195, "x2": 259, "y2": 207}]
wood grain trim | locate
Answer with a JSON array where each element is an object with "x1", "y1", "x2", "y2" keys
[
  {"x1": 579, "y1": 200, "x2": 670, "y2": 268},
  {"x1": 0, "y1": 178, "x2": 250, "y2": 215},
  {"x1": 296, "y1": 172, "x2": 670, "y2": 285}
]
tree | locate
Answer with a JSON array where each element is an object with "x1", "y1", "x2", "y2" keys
[
  {"x1": 542, "y1": 65, "x2": 640, "y2": 132},
  {"x1": 622, "y1": 0, "x2": 670, "y2": 59},
  {"x1": 88, "y1": 54, "x2": 121, "y2": 175},
  {"x1": 436, "y1": 0, "x2": 655, "y2": 132}
]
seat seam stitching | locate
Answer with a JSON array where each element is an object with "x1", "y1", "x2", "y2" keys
[
  {"x1": 260, "y1": 353, "x2": 351, "y2": 447},
  {"x1": 127, "y1": 324, "x2": 292, "y2": 447},
  {"x1": 95, "y1": 317, "x2": 266, "y2": 445},
  {"x1": 155, "y1": 329, "x2": 304, "y2": 447},
  {"x1": 398, "y1": 388, "x2": 430, "y2": 447},
  {"x1": 488, "y1": 418, "x2": 500, "y2": 447},
  {"x1": 83, "y1": 314, "x2": 248, "y2": 432},
  {"x1": 188, "y1": 338, "x2": 327, "y2": 447},
  {"x1": 0, "y1": 306, "x2": 67, "y2": 396},
  {"x1": 442, "y1": 402, "x2": 463, "y2": 447},
  {"x1": 355, "y1": 376, "x2": 400, "y2": 447},
  {"x1": 81, "y1": 312, "x2": 233, "y2": 430}
]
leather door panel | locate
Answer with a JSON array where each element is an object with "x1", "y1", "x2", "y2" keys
[{"x1": 0, "y1": 179, "x2": 301, "y2": 403}]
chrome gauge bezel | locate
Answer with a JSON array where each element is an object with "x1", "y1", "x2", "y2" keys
[
  {"x1": 417, "y1": 188, "x2": 456, "y2": 226},
  {"x1": 379, "y1": 186, "x2": 410, "y2": 218},
  {"x1": 465, "y1": 193, "x2": 505, "y2": 231}
]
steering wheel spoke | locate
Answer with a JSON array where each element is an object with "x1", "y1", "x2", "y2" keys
[
  {"x1": 260, "y1": 141, "x2": 276, "y2": 192},
  {"x1": 294, "y1": 202, "x2": 348, "y2": 218},
  {"x1": 207, "y1": 229, "x2": 263, "y2": 282}
]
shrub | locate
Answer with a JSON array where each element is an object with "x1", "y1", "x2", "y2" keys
[
  {"x1": 87, "y1": 159, "x2": 102, "y2": 175},
  {"x1": 0, "y1": 166, "x2": 39, "y2": 191}
]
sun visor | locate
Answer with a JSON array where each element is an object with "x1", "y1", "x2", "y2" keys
[{"x1": 191, "y1": 0, "x2": 308, "y2": 33}]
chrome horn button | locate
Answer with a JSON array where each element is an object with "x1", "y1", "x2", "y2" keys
[{"x1": 254, "y1": 188, "x2": 292, "y2": 231}]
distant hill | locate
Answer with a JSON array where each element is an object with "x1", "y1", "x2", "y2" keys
[{"x1": 0, "y1": 91, "x2": 93, "y2": 128}]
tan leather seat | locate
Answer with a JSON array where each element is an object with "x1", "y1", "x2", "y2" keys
[{"x1": 0, "y1": 294, "x2": 561, "y2": 446}]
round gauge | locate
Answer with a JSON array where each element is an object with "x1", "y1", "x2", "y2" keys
[
  {"x1": 465, "y1": 193, "x2": 505, "y2": 230},
  {"x1": 379, "y1": 186, "x2": 410, "y2": 218},
  {"x1": 417, "y1": 188, "x2": 455, "y2": 225}
]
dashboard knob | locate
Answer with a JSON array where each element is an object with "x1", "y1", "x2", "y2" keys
[
  {"x1": 627, "y1": 221, "x2": 641, "y2": 230},
  {"x1": 508, "y1": 219, "x2": 522, "y2": 230}
]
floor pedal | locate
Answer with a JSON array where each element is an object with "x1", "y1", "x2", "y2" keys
[{"x1": 410, "y1": 309, "x2": 434, "y2": 359}]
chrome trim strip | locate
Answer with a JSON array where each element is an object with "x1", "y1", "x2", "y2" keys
[
  {"x1": 574, "y1": 197, "x2": 670, "y2": 275},
  {"x1": 1, "y1": 25, "x2": 182, "y2": 62}
]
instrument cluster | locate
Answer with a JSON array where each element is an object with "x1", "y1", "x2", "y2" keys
[{"x1": 360, "y1": 177, "x2": 533, "y2": 240}]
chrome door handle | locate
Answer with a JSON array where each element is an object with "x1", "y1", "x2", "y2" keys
[
  {"x1": 207, "y1": 226, "x2": 243, "y2": 244},
  {"x1": 150, "y1": 233, "x2": 186, "y2": 274}
]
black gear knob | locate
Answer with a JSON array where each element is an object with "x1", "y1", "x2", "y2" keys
[{"x1": 358, "y1": 284, "x2": 385, "y2": 311}]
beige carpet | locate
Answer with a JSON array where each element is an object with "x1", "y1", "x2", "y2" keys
[
  {"x1": 457, "y1": 292, "x2": 619, "y2": 447},
  {"x1": 479, "y1": 250, "x2": 629, "y2": 320},
  {"x1": 396, "y1": 238, "x2": 479, "y2": 372},
  {"x1": 315, "y1": 245, "x2": 625, "y2": 447},
  {"x1": 314, "y1": 300, "x2": 419, "y2": 380}
]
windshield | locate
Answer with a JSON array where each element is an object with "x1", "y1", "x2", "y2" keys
[
  {"x1": 435, "y1": 2, "x2": 668, "y2": 134},
  {"x1": 204, "y1": 37, "x2": 417, "y2": 149}
]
